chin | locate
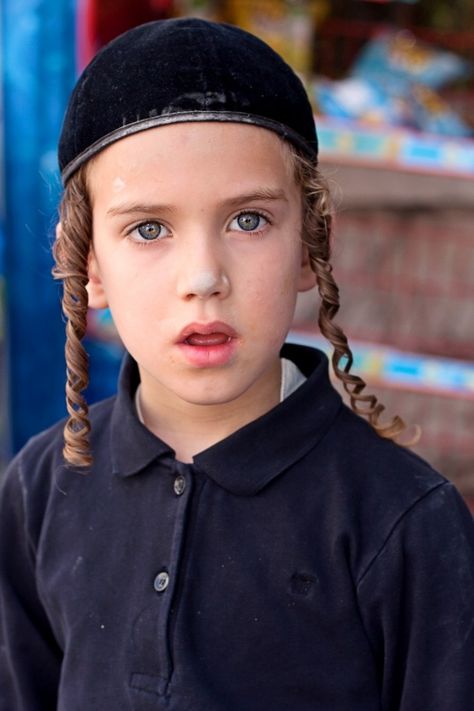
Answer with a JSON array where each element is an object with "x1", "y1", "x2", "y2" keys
[{"x1": 178, "y1": 387, "x2": 244, "y2": 407}]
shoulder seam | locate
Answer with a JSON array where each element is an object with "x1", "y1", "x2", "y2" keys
[{"x1": 356, "y1": 481, "x2": 450, "y2": 588}]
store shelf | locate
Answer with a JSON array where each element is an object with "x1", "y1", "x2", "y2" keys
[
  {"x1": 317, "y1": 116, "x2": 474, "y2": 180},
  {"x1": 289, "y1": 330, "x2": 474, "y2": 400}
]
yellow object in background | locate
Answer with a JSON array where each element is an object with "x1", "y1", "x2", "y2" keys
[
  {"x1": 174, "y1": 0, "x2": 221, "y2": 21},
  {"x1": 226, "y1": 0, "x2": 329, "y2": 77}
]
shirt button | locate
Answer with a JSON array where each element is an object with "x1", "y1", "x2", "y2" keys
[
  {"x1": 173, "y1": 475, "x2": 186, "y2": 496},
  {"x1": 153, "y1": 571, "x2": 169, "y2": 593}
]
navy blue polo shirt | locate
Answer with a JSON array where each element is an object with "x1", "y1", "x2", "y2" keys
[{"x1": 1, "y1": 344, "x2": 473, "y2": 710}]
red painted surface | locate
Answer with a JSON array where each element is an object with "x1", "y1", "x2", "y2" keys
[{"x1": 77, "y1": 0, "x2": 175, "y2": 68}]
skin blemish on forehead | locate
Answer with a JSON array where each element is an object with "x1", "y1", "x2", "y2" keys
[{"x1": 112, "y1": 176, "x2": 126, "y2": 193}]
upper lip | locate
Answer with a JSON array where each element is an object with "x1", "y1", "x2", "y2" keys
[{"x1": 177, "y1": 321, "x2": 238, "y2": 343}]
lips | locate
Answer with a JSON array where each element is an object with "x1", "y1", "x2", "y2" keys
[
  {"x1": 177, "y1": 322, "x2": 238, "y2": 367},
  {"x1": 177, "y1": 322, "x2": 237, "y2": 344}
]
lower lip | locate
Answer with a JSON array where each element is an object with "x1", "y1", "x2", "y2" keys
[{"x1": 178, "y1": 338, "x2": 237, "y2": 367}]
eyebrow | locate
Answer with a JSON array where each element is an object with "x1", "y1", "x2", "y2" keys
[
  {"x1": 222, "y1": 188, "x2": 288, "y2": 208},
  {"x1": 106, "y1": 188, "x2": 288, "y2": 217}
]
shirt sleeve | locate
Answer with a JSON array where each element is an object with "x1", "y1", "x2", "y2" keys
[
  {"x1": 0, "y1": 454, "x2": 62, "y2": 710},
  {"x1": 357, "y1": 482, "x2": 474, "y2": 711}
]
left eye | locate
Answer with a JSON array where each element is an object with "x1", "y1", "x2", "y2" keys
[{"x1": 231, "y1": 212, "x2": 268, "y2": 232}]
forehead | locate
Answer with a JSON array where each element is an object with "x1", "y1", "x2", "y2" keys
[{"x1": 87, "y1": 122, "x2": 297, "y2": 202}]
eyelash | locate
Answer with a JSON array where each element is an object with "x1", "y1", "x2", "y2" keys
[{"x1": 126, "y1": 209, "x2": 272, "y2": 246}]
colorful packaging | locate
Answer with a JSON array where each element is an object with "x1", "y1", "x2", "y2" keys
[
  {"x1": 313, "y1": 29, "x2": 474, "y2": 138},
  {"x1": 409, "y1": 85, "x2": 472, "y2": 137},
  {"x1": 352, "y1": 30, "x2": 471, "y2": 93},
  {"x1": 313, "y1": 76, "x2": 412, "y2": 127}
]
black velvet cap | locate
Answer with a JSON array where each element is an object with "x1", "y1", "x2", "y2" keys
[{"x1": 58, "y1": 17, "x2": 318, "y2": 183}]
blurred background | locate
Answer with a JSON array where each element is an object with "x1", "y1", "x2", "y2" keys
[{"x1": 0, "y1": 0, "x2": 473, "y2": 507}]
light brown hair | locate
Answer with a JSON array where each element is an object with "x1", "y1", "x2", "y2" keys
[{"x1": 53, "y1": 142, "x2": 414, "y2": 467}]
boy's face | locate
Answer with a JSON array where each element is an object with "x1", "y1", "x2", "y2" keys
[{"x1": 86, "y1": 122, "x2": 315, "y2": 413}]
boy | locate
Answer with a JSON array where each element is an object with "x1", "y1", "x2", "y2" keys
[{"x1": 1, "y1": 18, "x2": 473, "y2": 711}]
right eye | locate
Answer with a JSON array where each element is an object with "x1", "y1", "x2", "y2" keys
[{"x1": 129, "y1": 221, "x2": 171, "y2": 243}]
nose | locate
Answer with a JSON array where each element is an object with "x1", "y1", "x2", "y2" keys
[
  {"x1": 180, "y1": 269, "x2": 230, "y2": 300},
  {"x1": 176, "y1": 246, "x2": 231, "y2": 301}
]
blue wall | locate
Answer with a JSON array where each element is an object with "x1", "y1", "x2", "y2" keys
[{"x1": 2, "y1": 0, "x2": 77, "y2": 454}]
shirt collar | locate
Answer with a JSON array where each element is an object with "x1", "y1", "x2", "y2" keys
[
  {"x1": 111, "y1": 343, "x2": 342, "y2": 495},
  {"x1": 110, "y1": 357, "x2": 174, "y2": 477}
]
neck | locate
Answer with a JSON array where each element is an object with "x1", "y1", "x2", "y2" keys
[{"x1": 136, "y1": 363, "x2": 281, "y2": 462}]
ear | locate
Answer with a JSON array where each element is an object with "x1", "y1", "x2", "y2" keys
[
  {"x1": 297, "y1": 244, "x2": 317, "y2": 292},
  {"x1": 86, "y1": 246, "x2": 109, "y2": 309}
]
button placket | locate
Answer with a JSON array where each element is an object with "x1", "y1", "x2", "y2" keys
[{"x1": 153, "y1": 463, "x2": 193, "y2": 689}]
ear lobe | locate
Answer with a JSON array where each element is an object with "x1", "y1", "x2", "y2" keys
[
  {"x1": 298, "y1": 244, "x2": 317, "y2": 292},
  {"x1": 86, "y1": 248, "x2": 109, "y2": 309}
]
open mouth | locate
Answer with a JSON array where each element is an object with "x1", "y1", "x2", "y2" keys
[
  {"x1": 178, "y1": 322, "x2": 237, "y2": 366},
  {"x1": 178, "y1": 321, "x2": 237, "y2": 344},
  {"x1": 184, "y1": 332, "x2": 232, "y2": 347}
]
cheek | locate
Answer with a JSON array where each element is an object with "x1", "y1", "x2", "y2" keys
[
  {"x1": 252, "y1": 243, "x2": 301, "y2": 298},
  {"x1": 98, "y1": 252, "x2": 164, "y2": 302},
  {"x1": 96, "y1": 262, "x2": 166, "y2": 339},
  {"x1": 242, "y1": 252, "x2": 300, "y2": 328}
]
